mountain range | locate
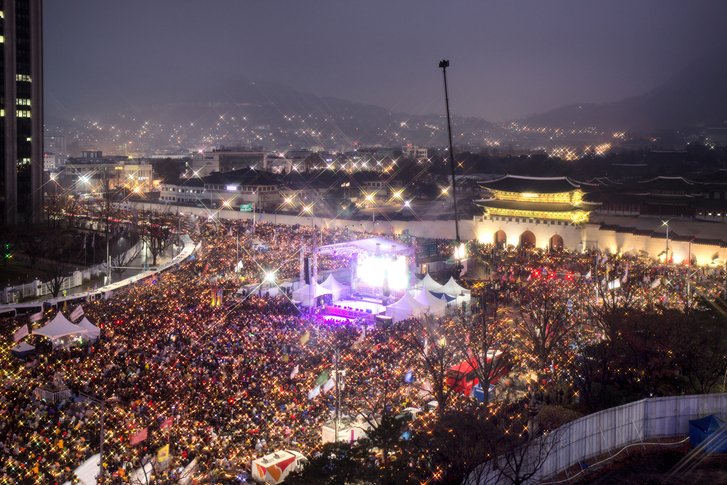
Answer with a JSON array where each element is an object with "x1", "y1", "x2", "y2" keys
[{"x1": 48, "y1": 59, "x2": 726, "y2": 153}]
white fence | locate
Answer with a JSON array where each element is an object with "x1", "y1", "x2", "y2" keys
[
  {"x1": 1, "y1": 242, "x2": 143, "y2": 304},
  {"x1": 467, "y1": 393, "x2": 727, "y2": 484}
]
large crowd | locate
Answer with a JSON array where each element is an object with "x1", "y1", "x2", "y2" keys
[
  {"x1": 0, "y1": 220, "x2": 420, "y2": 484},
  {"x1": 1, "y1": 218, "x2": 726, "y2": 484}
]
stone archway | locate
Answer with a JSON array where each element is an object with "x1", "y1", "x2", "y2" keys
[
  {"x1": 549, "y1": 234, "x2": 564, "y2": 252},
  {"x1": 520, "y1": 230, "x2": 536, "y2": 249},
  {"x1": 494, "y1": 230, "x2": 507, "y2": 248}
]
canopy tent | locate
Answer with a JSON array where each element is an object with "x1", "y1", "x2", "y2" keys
[
  {"x1": 441, "y1": 276, "x2": 471, "y2": 305},
  {"x1": 251, "y1": 450, "x2": 306, "y2": 484},
  {"x1": 412, "y1": 287, "x2": 447, "y2": 317},
  {"x1": 292, "y1": 283, "x2": 332, "y2": 307},
  {"x1": 689, "y1": 415, "x2": 727, "y2": 452},
  {"x1": 386, "y1": 292, "x2": 428, "y2": 322},
  {"x1": 78, "y1": 317, "x2": 101, "y2": 341},
  {"x1": 320, "y1": 274, "x2": 349, "y2": 301},
  {"x1": 419, "y1": 273, "x2": 446, "y2": 293},
  {"x1": 33, "y1": 312, "x2": 88, "y2": 347},
  {"x1": 441, "y1": 276, "x2": 470, "y2": 297},
  {"x1": 11, "y1": 341, "x2": 36, "y2": 359},
  {"x1": 63, "y1": 453, "x2": 100, "y2": 485}
]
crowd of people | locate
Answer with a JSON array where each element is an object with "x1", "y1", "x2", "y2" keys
[
  {"x1": 0, "y1": 220, "x2": 422, "y2": 484},
  {"x1": 1, "y1": 217, "x2": 726, "y2": 484}
]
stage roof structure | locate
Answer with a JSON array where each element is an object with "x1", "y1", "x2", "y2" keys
[{"x1": 317, "y1": 237, "x2": 411, "y2": 257}]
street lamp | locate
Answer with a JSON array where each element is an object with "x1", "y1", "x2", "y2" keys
[
  {"x1": 661, "y1": 220, "x2": 670, "y2": 263},
  {"x1": 439, "y1": 59, "x2": 460, "y2": 242}
]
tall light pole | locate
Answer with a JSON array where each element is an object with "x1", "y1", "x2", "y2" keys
[
  {"x1": 439, "y1": 59, "x2": 460, "y2": 242},
  {"x1": 661, "y1": 220, "x2": 670, "y2": 263}
]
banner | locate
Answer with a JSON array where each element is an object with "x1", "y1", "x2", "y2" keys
[
  {"x1": 289, "y1": 365, "x2": 299, "y2": 379},
  {"x1": 13, "y1": 324, "x2": 29, "y2": 342},
  {"x1": 70, "y1": 305, "x2": 84, "y2": 322},
  {"x1": 239, "y1": 203, "x2": 254, "y2": 212},
  {"x1": 130, "y1": 428, "x2": 148, "y2": 445},
  {"x1": 157, "y1": 444, "x2": 170, "y2": 463},
  {"x1": 160, "y1": 416, "x2": 173, "y2": 430}
]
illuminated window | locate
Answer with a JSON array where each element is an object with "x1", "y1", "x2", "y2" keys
[
  {"x1": 0, "y1": 109, "x2": 4, "y2": 117},
  {"x1": 17, "y1": 110, "x2": 31, "y2": 118},
  {"x1": 0, "y1": 11, "x2": 4, "y2": 18},
  {"x1": 0, "y1": 36, "x2": 4, "y2": 44},
  {"x1": 17, "y1": 98, "x2": 31, "y2": 107},
  {"x1": 16, "y1": 74, "x2": 32, "y2": 82}
]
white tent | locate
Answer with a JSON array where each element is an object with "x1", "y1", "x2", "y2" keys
[
  {"x1": 386, "y1": 292, "x2": 428, "y2": 322},
  {"x1": 292, "y1": 283, "x2": 332, "y2": 307},
  {"x1": 78, "y1": 317, "x2": 101, "y2": 341},
  {"x1": 33, "y1": 312, "x2": 88, "y2": 347},
  {"x1": 320, "y1": 274, "x2": 349, "y2": 301},
  {"x1": 62, "y1": 453, "x2": 99, "y2": 485},
  {"x1": 441, "y1": 277, "x2": 471, "y2": 305},
  {"x1": 412, "y1": 287, "x2": 447, "y2": 317},
  {"x1": 11, "y1": 341, "x2": 36, "y2": 358},
  {"x1": 419, "y1": 273, "x2": 446, "y2": 293}
]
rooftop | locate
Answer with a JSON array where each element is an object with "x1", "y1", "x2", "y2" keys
[{"x1": 480, "y1": 175, "x2": 582, "y2": 193}]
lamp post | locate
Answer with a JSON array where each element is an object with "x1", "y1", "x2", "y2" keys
[
  {"x1": 661, "y1": 220, "x2": 670, "y2": 263},
  {"x1": 439, "y1": 59, "x2": 460, "y2": 242}
]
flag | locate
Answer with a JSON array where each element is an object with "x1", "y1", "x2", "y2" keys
[
  {"x1": 13, "y1": 324, "x2": 29, "y2": 342},
  {"x1": 584, "y1": 270, "x2": 591, "y2": 280},
  {"x1": 130, "y1": 427, "x2": 148, "y2": 445},
  {"x1": 608, "y1": 279, "x2": 621, "y2": 291},
  {"x1": 29, "y1": 311, "x2": 43, "y2": 322},
  {"x1": 322, "y1": 377, "x2": 335, "y2": 393},
  {"x1": 289, "y1": 365, "x2": 299, "y2": 379},
  {"x1": 299, "y1": 330, "x2": 310, "y2": 346},
  {"x1": 315, "y1": 371, "x2": 329, "y2": 387},
  {"x1": 70, "y1": 305, "x2": 84, "y2": 322},
  {"x1": 307, "y1": 385, "x2": 321, "y2": 400},
  {"x1": 621, "y1": 265, "x2": 629, "y2": 284},
  {"x1": 157, "y1": 444, "x2": 170, "y2": 463},
  {"x1": 160, "y1": 416, "x2": 173, "y2": 430},
  {"x1": 651, "y1": 278, "x2": 662, "y2": 289},
  {"x1": 404, "y1": 370, "x2": 414, "y2": 384}
]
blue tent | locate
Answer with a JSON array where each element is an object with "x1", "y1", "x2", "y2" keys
[{"x1": 689, "y1": 415, "x2": 727, "y2": 453}]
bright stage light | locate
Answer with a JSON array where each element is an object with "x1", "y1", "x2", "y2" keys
[
  {"x1": 357, "y1": 253, "x2": 408, "y2": 291},
  {"x1": 263, "y1": 271, "x2": 276, "y2": 283}
]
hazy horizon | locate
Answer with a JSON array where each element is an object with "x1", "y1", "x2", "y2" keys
[{"x1": 46, "y1": 0, "x2": 727, "y2": 122}]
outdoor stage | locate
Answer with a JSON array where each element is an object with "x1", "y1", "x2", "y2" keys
[{"x1": 322, "y1": 299, "x2": 387, "y2": 323}]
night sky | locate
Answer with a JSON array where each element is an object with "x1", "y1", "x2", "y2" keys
[{"x1": 45, "y1": 0, "x2": 727, "y2": 122}]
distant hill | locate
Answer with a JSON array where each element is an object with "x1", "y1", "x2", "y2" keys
[
  {"x1": 522, "y1": 59, "x2": 727, "y2": 132},
  {"x1": 49, "y1": 80, "x2": 502, "y2": 152}
]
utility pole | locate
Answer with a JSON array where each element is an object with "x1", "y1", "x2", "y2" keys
[
  {"x1": 104, "y1": 168, "x2": 112, "y2": 285},
  {"x1": 439, "y1": 59, "x2": 460, "y2": 242}
]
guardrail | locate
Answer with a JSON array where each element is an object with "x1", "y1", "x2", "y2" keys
[
  {"x1": 466, "y1": 393, "x2": 727, "y2": 484},
  {"x1": 0, "y1": 235, "x2": 198, "y2": 314}
]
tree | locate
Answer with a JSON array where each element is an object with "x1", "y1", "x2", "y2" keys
[
  {"x1": 455, "y1": 287, "x2": 511, "y2": 403},
  {"x1": 140, "y1": 220, "x2": 172, "y2": 266},
  {"x1": 490, "y1": 405, "x2": 561, "y2": 485},
  {"x1": 111, "y1": 234, "x2": 142, "y2": 279},
  {"x1": 516, "y1": 279, "x2": 577, "y2": 374},
  {"x1": 398, "y1": 317, "x2": 462, "y2": 418}
]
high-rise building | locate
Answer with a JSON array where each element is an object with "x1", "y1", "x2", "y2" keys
[{"x1": 1, "y1": 0, "x2": 43, "y2": 225}]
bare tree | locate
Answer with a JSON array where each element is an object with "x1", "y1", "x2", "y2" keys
[
  {"x1": 45, "y1": 260, "x2": 68, "y2": 298},
  {"x1": 398, "y1": 316, "x2": 462, "y2": 417},
  {"x1": 490, "y1": 407, "x2": 561, "y2": 485},
  {"x1": 456, "y1": 288, "x2": 511, "y2": 403},
  {"x1": 110, "y1": 233, "x2": 142, "y2": 278},
  {"x1": 140, "y1": 221, "x2": 172, "y2": 266},
  {"x1": 516, "y1": 280, "x2": 577, "y2": 373}
]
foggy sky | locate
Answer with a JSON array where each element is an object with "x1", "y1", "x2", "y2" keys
[{"x1": 45, "y1": 0, "x2": 727, "y2": 122}]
